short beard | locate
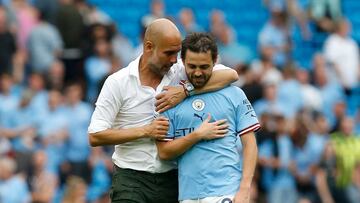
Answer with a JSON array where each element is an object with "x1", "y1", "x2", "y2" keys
[
  {"x1": 149, "y1": 63, "x2": 166, "y2": 77},
  {"x1": 190, "y1": 76, "x2": 210, "y2": 88}
]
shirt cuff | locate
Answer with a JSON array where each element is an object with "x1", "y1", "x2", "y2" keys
[{"x1": 237, "y1": 123, "x2": 261, "y2": 136}]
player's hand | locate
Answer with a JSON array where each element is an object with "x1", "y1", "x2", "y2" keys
[
  {"x1": 233, "y1": 186, "x2": 251, "y2": 203},
  {"x1": 196, "y1": 114, "x2": 228, "y2": 140},
  {"x1": 155, "y1": 86, "x2": 186, "y2": 113},
  {"x1": 144, "y1": 117, "x2": 169, "y2": 140}
]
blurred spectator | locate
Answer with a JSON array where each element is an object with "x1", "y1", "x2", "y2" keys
[
  {"x1": 110, "y1": 23, "x2": 135, "y2": 67},
  {"x1": 312, "y1": 53, "x2": 345, "y2": 128},
  {"x1": 311, "y1": 52, "x2": 339, "y2": 84},
  {"x1": 0, "y1": 6, "x2": 16, "y2": 74},
  {"x1": 28, "y1": 9, "x2": 63, "y2": 73},
  {"x1": 87, "y1": 147, "x2": 111, "y2": 202},
  {"x1": 217, "y1": 24, "x2": 254, "y2": 67},
  {"x1": 7, "y1": 90, "x2": 38, "y2": 175},
  {"x1": 315, "y1": 142, "x2": 350, "y2": 203},
  {"x1": 33, "y1": 0, "x2": 59, "y2": 24},
  {"x1": 46, "y1": 60, "x2": 65, "y2": 90},
  {"x1": 26, "y1": 72, "x2": 49, "y2": 120},
  {"x1": 84, "y1": 39, "x2": 112, "y2": 103},
  {"x1": 289, "y1": 112, "x2": 320, "y2": 203},
  {"x1": 277, "y1": 67, "x2": 303, "y2": 118},
  {"x1": 38, "y1": 89, "x2": 68, "y2": 174},
  {"x1": 0, "y1": 73, "x2": 20, "y2": 129},
  {"x1": 177, "y1": 8, "x2": 203, "y2": 38},
  {"x1": 250, "y1": 46, "x2": 283, "y2": 85},
  {"x1": 75, "y1": 0, "x2": 112, "y2": 26},
  {"x1": 309, "y1": 0, "x2": 342, "y2": 32},
  {"x1": 83, "y1": 23, "x2": 111, "y2": 57},
  {"x1": 0, "y1": 1, "x2": 18, "y2": 33},
  {"x1": 28, "y1": 150, "x2": 58, "y2": 203},
  {"x1": 254, "y1": 82, "x2": 284, "y2": 117},
  {"x1": 0, "y1": 156, "x2": 31, "y2": 203},
  {"x1": 56, "y1": 0, "x2": 85, "y2": 82},
  {"x1": 330, "y1": 100, "x2": 347, "y2": 133},
  {"x1": 209, "y1": 9, "x2": 236, "y2": 42},
  {"x1": 141, "y1": 0, "x2": 164, "y2": 28},
  {"x1": 10, "y1": 0, "x2": 38, "y2": 51},
  {"x1": 236, "y1": 66, "x2": 263, "y2": 104},
  {"x1": 308, "y1": 112, "x2": 330, "y2": 161},
  {"x1": 296, "y1": 68, "x2": 322, "y2": 111},
  {"x1": 263, "y1": 0, "x2": 311, "y2": 40},
  {"x1": 258, "y1": 8, "x2": 291, "y2": 68},
  {"x1": 331, "y1": 116, "x2": 360, "y2": 187},
  {"x1": 62, "y1": 176, "x2": 87, "y2": 203},
  {"x1": 61, "y1": 82, "x2": 92, "y2": 184},
  {"x1": 258, "y1": 115, "x2": 297, "y2": 203},
  {"x1": 324, "y1": 19, "x2": 359, "y2": 93}
]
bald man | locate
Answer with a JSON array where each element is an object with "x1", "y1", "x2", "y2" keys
[{"x1": 88, "y1": 19, "x2": 238, "y2": 203}]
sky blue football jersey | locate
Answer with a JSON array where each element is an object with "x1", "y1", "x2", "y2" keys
[{"x1": 162, "y1": 85, "x2": 260, "y2": 200}]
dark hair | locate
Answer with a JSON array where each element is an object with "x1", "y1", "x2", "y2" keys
[{"x1": 181, "y1": 32, "x2": 218, "y2": 62}]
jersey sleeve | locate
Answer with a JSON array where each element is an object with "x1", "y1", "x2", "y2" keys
[
  {"x1": 235, "y1": 89, "x2": 261, "y2": 136},
  {"x1": 88, "y1": 75, "x2": 123, "y2": 133}
]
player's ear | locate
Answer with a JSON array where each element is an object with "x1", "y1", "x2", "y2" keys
[{"x1": 144, "y1": 40, "x2": 154, "y2": 53}]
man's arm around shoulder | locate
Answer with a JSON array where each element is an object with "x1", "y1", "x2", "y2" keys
[{"x1": 155, "y1": 67, "x2": 238, "y2": 113}]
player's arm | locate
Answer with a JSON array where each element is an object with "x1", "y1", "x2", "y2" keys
[
  {"x1": 192, "y1": 67, "x2": 239, "y2": 94},
  {"x1": 155, "y1": 67, "x2": 238, "y2": 113},
  {"x1": 156, "y1": 114, "x2": 228, "y2": 160},
  {"x1": 88, "y1": 77, "x2": 170, "y2": 146},
  {"x1": 234, "y1": 132, "x2": 258, "y2": 203},
  {"x1": 89, "y1": 117, "x2": 169, "y2": 146}
]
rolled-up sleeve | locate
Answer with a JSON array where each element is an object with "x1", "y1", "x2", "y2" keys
[{"x1": 88, "y1": 76, "x2": 122, "y2": 133}]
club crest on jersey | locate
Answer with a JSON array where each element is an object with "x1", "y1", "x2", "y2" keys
[{"x1": 192, "y1": 99, "x2": 205, "y2": 111}]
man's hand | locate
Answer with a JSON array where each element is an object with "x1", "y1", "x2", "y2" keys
[
  {"x1": 233, "y1": 186, "x2": 251, "y2": 203},
  {"x1": 155, "y1": 86, "x2": 186, "y2": 113},
  {"x1": 144, "y1": 117, "x2": 169, "y2": 140},
  {"x1": 195, "y1": 114, "x2": 228, "y2": 140}
]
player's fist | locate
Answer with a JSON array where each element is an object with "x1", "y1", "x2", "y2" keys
[{"x1": 144, "y1": 117, "x2": 169, "y2": 139}]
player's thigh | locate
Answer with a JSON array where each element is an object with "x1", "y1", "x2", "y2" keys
[
  {"x1": 110, "y1": 168, "x2": 146, "y2": 203},
  {"x1": 152, "y1": 170, "x2": 178, "y2": 203}
]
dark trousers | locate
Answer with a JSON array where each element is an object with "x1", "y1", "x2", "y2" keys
[{"x1": 110, "y1": 166, "x2": 178, "y2": 203}]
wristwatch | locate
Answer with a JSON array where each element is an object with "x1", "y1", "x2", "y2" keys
[{"x1": 180, "y1": 80, "x2": 195, "y2": 97}]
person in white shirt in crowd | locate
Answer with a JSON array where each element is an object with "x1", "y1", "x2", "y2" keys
[{"x1": 324, "y1": 19, "x2": 359, "y2": 94}]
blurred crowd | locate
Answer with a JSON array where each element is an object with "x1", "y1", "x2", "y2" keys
[{"x1": 0, "y1": 0, "x2": 359, "y2": 203}]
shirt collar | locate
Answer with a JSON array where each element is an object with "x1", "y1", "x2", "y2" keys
[{"x1": 129, "y1": 55, "x2": 141, "y2": 78}]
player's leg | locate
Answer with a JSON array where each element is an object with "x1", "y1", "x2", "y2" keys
[
  {"x1": 151, "y1": 169, "x2": 178, "y2": 203},
  {"x1": 110, "y1": 167, "x2": 146, "y2": 203}
]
